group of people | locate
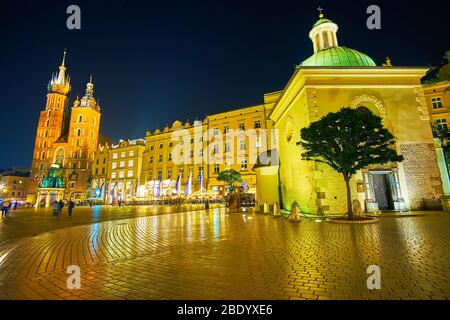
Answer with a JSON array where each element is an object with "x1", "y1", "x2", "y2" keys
[
  {"x1": 1, "y1": 200, "x2": 18, "y2": 219},
  {"x1": 52, "y1": 199, "x2": 75, "y2": 217}
]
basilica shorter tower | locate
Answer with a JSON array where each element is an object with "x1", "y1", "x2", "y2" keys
[{"x1": 27, "y1": 51, "x2": 102, "y2": 205}]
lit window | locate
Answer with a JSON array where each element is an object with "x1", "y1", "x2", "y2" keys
[
  {"x1": 240, "y1": 140, "x2": 246, "y2": 150},
  {"x1": 128, "y1": 160, "x2": 134, "y2": 167},
  {"x1": 256, "y1": 137, "x2": 262, "y2": 148},
  {"x1": 436, "y1": 118, "x2": 448, "y2": 131},
  {"x1": 121, "y1": 152, "x2": 125, "y2": 158},
  {"x1": 213, "y1": 145, "x2": 219, "y2": 154},
  {"x1": 127, "y1": 170, "x2": 133, "y2": 177},
  {"x1": 119, "y1": 171, "x2": 124, "y2": 178},
  {"x1": 129, "y1": 150, "x2": 134, "y2": 157},
  {"x1": 241, "y1": 159, "x2": 248, "y2": 171},
  {"x1": 113, "y1": 153, "x2": 118, "y2": 159},
  {"x1": 119, "y1": 161, "x2": 125, "y2": 168},
  {"x1": 225, "y1": 143, "x2": 231, "y2": 153},
  {"x1": 111, "y1": 172, "x2": 117, "y2": 179},
  {"x1": 432, "y1": 97, "x2": 443, "y2": 109},
  {"x1": 112, "y1": 162, "x2": 117, "y2": 169},
  {"x1": 214, "y1": 128, "x2": 219, "y2": 135}
]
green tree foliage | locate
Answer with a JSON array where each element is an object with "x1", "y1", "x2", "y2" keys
[
  {"x1": 424, "y1": 50, "x2": 450, "y2": 84},
  {"x1": 217, "y1": 169, "x2": 243, "y2": 187},
  {"x1": 298, "y1": 108, "x2": 403, "y2": 219}
]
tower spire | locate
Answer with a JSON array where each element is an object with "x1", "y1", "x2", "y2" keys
[
  {"x1": 48, "y1": 49, "x2": 71, "y2": 94},
  {"x1": 56, "y1": 49, "x2": 67, "y2": 85},
  {"x1": 61, "y1": 48, "x2": 67, "y2": 67}
]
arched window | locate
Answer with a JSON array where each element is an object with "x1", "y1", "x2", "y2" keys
[
  {"x1": 78, "y1": 115, "x2": 83, "y2": 123},
  {"x1": 315, "y1": 34, "x2": 320, "y2": 50},
  {"x1": 41, "y1": 152, "x2": 46, "y2": 160},
  {"x1": 45, "y1": 119, "x2": 50, "y2": 127},
  {"x1": 54, "y1": 147, "x2": 65, "y2": 166},
  {"x1": 76, "y1": 128, "x2": 81, "y2": 137},
  {"x1": 47, "y1": 110, "x2": 51, "y2": 117},
  {"x1": 44, "y1": 130, "x2": 48, "y2": 138},
  {"x1": 357, "y1": 106, "x2": 372, "y2": 113},
  {"x1": 322, "y1": 31, "x2": 329, "y2": 48},
  {"x1": 43, "y1": 141, "x2": 47, "y2": 148}
]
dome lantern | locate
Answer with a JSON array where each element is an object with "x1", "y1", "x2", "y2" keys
[{"x1": 309, "y1": 8, "x2": 339, "y2": 53}]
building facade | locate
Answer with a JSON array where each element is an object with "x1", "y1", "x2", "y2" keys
[
  {"x1": 90, "y1": 99, "x2": 280, "y2": 203},
  {"x1": 27, "y1": 51, "x2": 102, "y2": 205},
  {"x1": 0, "y1": 171, "x2": 30, "y2": 203},
  {"x1": 423, "y1": 80, "x2": 450, "y2": 195}
]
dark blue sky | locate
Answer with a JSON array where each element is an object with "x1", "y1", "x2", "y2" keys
[{"x1": 0, "y1": 0, "x2": 449, "y2": 169}]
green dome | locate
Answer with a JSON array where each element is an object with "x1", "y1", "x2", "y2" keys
[
  {"x1": 312, "y1": 18, "x2": 333, "y2": 28},
  {"x1": 301, "y1": 46, "x2": 377, "y2": 67}
]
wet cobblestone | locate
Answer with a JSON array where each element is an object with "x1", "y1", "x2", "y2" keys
[{"x1": 0, "y1": 208, "x2": 449, "y2": 299}]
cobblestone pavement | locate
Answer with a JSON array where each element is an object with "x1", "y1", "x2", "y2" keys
[
  {"x1": 0, "y1": 208, "x2": 449, "y2": 300},
  {"x1": 0, "y1": 204, "x2": 217, "y2": 244}
]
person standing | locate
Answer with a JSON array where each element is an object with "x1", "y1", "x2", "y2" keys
[
  {"x1": 52, "y1": 201, "x2": 59, "y2": 216},
  {"x1": 68, "y1": 200, "x2": 75, "y2": 217},
  {"x1": 1, "y1": 201, "x2": 9, "y2": 219},
  {"x1": 58, "y1": 200, "x2": 64, "y2": 216}
]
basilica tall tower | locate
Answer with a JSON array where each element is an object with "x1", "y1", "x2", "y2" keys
[{"x1": 28, "y1": 51, "x2": 71, "y2": 198}]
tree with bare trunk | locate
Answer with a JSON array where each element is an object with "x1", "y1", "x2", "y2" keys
[{"x1": 298, "y1": 107, "x2": 403, "y2": 219}]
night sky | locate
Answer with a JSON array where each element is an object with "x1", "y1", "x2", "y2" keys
[{"x1": 0, "y1": 0, "x2": 449, "y2": 169}]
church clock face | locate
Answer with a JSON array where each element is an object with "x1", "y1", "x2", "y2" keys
[{"x1": 285, "y1": 116, "x2": 294, "y2": 143}]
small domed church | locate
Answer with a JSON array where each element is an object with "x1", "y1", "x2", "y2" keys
[{"x1": 255, "y1": 12, "x2": 443, "y2": 213}]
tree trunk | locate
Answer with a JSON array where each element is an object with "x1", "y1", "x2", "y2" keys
[{"x1": 343, "y1": 174, "x2": 353, "y2": 220}]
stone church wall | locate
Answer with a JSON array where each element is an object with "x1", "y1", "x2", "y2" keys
[{"x1": 400, "y1": 143, "x2": 443, "y2": 209}]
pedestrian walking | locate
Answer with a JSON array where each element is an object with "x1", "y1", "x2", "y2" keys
[
  {"x1": 68, "y1": 200, "x2": 75, "y2": 217},
  {"x1": 1, "y1": 201, "x2": 9, "y2": 219},
  {"x1": 58, "y1": 200, "x2": 64, "y2": 216},
  {"x1": 52, "y1": 201, "x2": 59, "y2": 216}
]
